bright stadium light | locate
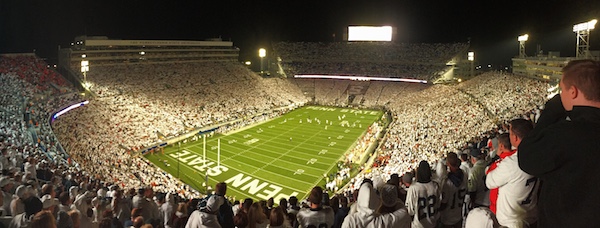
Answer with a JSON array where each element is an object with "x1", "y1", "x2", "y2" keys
[
  {"x1": 573, "y1": 19, "x2": 597, "y2": 32},
  {"x1": 259, "y1": 48, "x2": 266, "y2": 74},
  {"x1": 574, "y1": 19, "x2": 597, "y2": 58},
  {"x1": 518, "y1": 34, "x2": 529, "y2": 41},
  {"x1": 468, "y1": 52, "x2": 474, "y2": 78},
  {"x1": 244, "y1": 61, "x2": 251, "y2": 66},
  {"x1": 518, "y1": 34, "x2": 529, "y2": 58}
]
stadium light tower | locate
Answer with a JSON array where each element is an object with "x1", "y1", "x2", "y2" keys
[
  {"x1": 80, "y1": 54, "x2": 89, "y2": 86},
  {"x1": 468, "y1": 52, "x2": 474, "y2": 77},
  {"x1": 573, "y1": 19, "x2": 597, "y2": 59},
  {"x1": 259, "y1": 48, "x2": 266, "y2": 74},
  {"x1": 518, "y1": 34, "x2": 529, "y2": 58}
]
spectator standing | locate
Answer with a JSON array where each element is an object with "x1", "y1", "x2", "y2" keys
[
  {"x1": 405, "y1": 161, "x2": 440, "y2": 228},
  {"x1": 486, "y1": 119, "x2": 538, "y2": 227},
  {"x1": 519, "y1": 59, "x2": 600, "y2": 228},
  {"x1": 296, "y1": 186, "x2": 334, "y2": 228}
]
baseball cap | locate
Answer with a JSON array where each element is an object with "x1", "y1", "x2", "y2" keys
[
  {"x1": 380, "y1": 184, "x2": 399, "y2": 208},
  {"x1": 41, "y1": 194, "x2": 59, "y2": 209},
  {"x1": 469, "y1": 148, "x2": 484, "y2": 157}
]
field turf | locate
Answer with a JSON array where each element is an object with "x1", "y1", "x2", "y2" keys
[{"x1": 146, "y1": 106, "x2": 382, "y2": 201}]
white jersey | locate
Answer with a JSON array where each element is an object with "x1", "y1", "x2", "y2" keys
[
  {"x1": 468, "y1": 160, "x2": 489, "y2": 206},
  {"x1": 440, "y1": 170, "x2": 468, "y2": 226},
  {"x1": 486, "y1": 152, "x2": 538, "y2": 227},
  {"x1": 405, "y1": 181, "x2": 441, "y2": 228}
]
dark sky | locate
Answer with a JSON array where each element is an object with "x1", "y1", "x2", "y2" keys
[{"x1": 1, "y1": 0, "x2": 600, "y2": 66}]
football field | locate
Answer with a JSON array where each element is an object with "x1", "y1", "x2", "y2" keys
[{"x1": 146, "y1": 106, "x2": 383, "y2": 201}]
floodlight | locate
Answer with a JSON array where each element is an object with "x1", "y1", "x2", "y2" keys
[
  {"x1": 573, "y1": 19, "x2": 597, "y2": 32},
  {"x1": 258, "y1": 48, "x2": 266, "y2": 58},
  {"x1": 140, "y1": 51, "x2": 145, "y2": 55},
  {"x1": 81, "y1": 54, "x2": 86, "y2": 58},
  {"x1": 518, "y1": 34, "x2": 529, "y2": 41},
  {"x1": 245, "y1": 61, "x2": 251, "y2": 65},
  {"x1": 468, "y1": 52, "x2": 474, "y2": 61},
  {"x1": 574, "y1": 19, "x2": 597, "y2": 58}
]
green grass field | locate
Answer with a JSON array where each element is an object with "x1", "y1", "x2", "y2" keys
[{"x1": 146, "y1": 106, "x2": 382, "y2": 201}]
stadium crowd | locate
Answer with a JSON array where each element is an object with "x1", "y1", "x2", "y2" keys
[
  {"x1": 273, "y1": 42, "x2": 468, "y2": 81},
  {"x1": 0, "y1": 50, "x2": 552, "y2": 228}
]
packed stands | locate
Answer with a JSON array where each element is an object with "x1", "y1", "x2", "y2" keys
[
  {"x1": 273, "y1": 42, "x2": 468, "y2": 81},
  {"x1": 0, "y1": 50, "x2": 549, "y2": 227}
]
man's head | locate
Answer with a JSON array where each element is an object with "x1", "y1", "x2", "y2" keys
[
  {"x1": 308, "y1": 186, "x2": 323, "y2": 207},
  {"x1": 509, "y1": 119, "x2": 533, "y2": 148},
  {"x1": 215, "y1": 182, "x2": 227, "y2": 196},
  {"x1": 446, "y1": 152, "x2": 460, "y2": 171},
  {"x1": 496, "y1": 133, "x2": 511, "y2": 155},
  {"x1": 560, "y1": 59, "x2": 600, "y2": 110}
]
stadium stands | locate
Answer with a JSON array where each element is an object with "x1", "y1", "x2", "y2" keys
[
  {"x1": 273, "y1": 42, "x2": 469, "y2": 81},
  {"x1": 0, "y1": 49, "x2": 548, "y2": 227}
]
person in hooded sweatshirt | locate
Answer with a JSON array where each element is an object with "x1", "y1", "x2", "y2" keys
[
  {"x1": 340, "y1": 181, "x2": 380, "y2": 228},
  {"x1": 185, "y1": 193, "x2": 224, "y2": 228},
  {"x1": 378, "y1": 183, "x2": 411, "y2": 228},
  {"x1": 439, "y1": 152, "x2": 468, "y2": 228},
  {"x1": 406, "y1": 160, "x2": 441, "y2": 228}
]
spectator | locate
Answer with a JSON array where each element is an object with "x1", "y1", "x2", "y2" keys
[
  {"x1": 296, "y1": 186, "x2": 334, "y2": 228},
  {"x1": 405, "y1": 161, "x2": 440, "y2": 228},
  {"x1": 332, "y1": 196, "x2": 349, "y2": 228},
  {"x1": 485, "y1": 133, "x2": 514, "y2": 214},
  {"x1": 439, "y1": 152, "x2": 467, "y2": 228},
  {"x1": 467, "y1": 148, "x2": 489, "y2": 209},
  {"x1": 340, "y1": 182, "x2": 379, "y2": 227},
  {"x1": 172, "y1": 203, "x2": 189, "y2": 228},
  {"x1": 268, "y1": 206, "x2": 291, "y2": 228},
  {"x1": 519, "y1": 59, "x2": 600, "y2": 228},
  {"x1": 9, "y1": 196, "x2": 43, "y2": 228},
  {"x1": 464, "y1": 207, "x2": 500, "y2": 228},
  {"x1": 30, "y1": 210, "x2": 57, "y2": 228},
  {"x1": 486, "y1": 119, "x2": 537, "y2": 227},
  {"x1": 248, "y1": 202, "x2": 268, "y2": 228},
  {"x1": 186, "y1": 193, "x2": 224, "y2": 228},
  {"x1": 215, "y1": 183, "x2": 234, "y2": 228}
]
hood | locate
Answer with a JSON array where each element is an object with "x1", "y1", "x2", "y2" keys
[{"x1": 356, "y1": 183, "x2": 380, "y2": 216}]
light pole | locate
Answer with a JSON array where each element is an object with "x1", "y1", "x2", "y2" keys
[
  {"x1": 518, "y1": 34, "x2": 529, "y2": 58},
  {"x1": 80, "y1": 54, "x2": 89, "y2": 86},
  {"x1": 468, "y1": 52, "x2": 474, "y2": 78},
  {"x1": 259, "y1": 48, "x2": 266, "y2": 75},
  {"x1": 573, "y1": 19, "x2": 597, "y2": 59}
]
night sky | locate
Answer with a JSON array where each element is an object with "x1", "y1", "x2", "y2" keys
[{"x1": 1, "y1": 0, "x2": 600, "y2": 67}]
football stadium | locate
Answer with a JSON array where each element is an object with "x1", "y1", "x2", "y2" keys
[{"x1": 1, "y1": 3, "x2": 600, "y2": 227}]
